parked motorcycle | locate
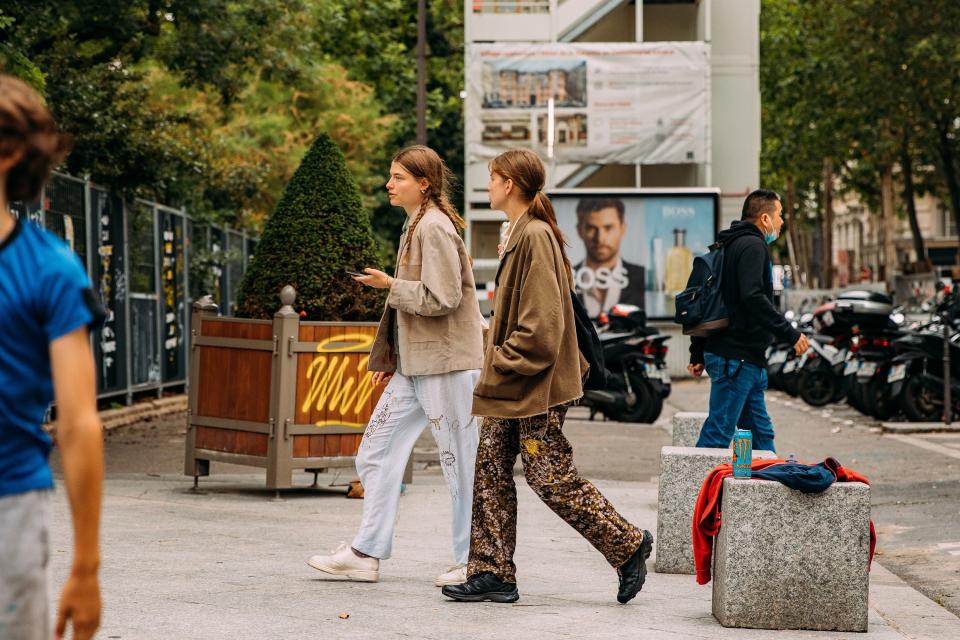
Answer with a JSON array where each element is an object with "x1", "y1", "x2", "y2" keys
[
  {"x1": 847, "y1": 329, "x2": 904, "y2": 419},
  {"x1": 797, "y1": 331, "x2": 851, "y2": 406},
  {"x1": 887, "y1": 285, "x2": 960, "y2": 422},
  {"x1": 580, "y1": 304, "x2": 670, "y2": 423},
  {"x1": 798, "y1": 290, "x2": 896, "y2": 416},
  {"x1": 769, "y1": 311, "x2": 814, "y2": 396}
]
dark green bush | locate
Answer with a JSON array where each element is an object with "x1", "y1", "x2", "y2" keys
[{"x1": 236, "y1": 134, "x2": 386, "y2": 320}]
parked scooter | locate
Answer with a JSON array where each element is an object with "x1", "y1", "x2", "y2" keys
[
  {"x1": 846, "y1": 328, "x2": 904, "y2": 419},
  {"x1": 887, "y1": 285, "x2": 960, "y2": 422},
  {"x1": 768, "y1": 310, "x2": 814, "y2": 395},
  {"x1": 797, "y1": 331, "x2": 851, "y2": 407},
  {"x1": 800, "y1": 290, "x2": 897, "y2": 416},
  {"x1": 580, "y1": 304, "x2": 670, "y2": 423}
]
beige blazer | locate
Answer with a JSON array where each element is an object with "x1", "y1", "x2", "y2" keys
[
  {"x1": 472, "y1": 213, "x2": 587, "y2": 418},
  {"x1": 368, "y1": 207, "x2": 485, "y2": 376}
]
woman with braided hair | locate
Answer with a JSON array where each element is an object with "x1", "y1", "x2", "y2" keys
[{"x1": 307, "y1": 146, "x2": 485, "y2": 587}]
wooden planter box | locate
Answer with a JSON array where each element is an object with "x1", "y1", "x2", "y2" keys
[{"x1": 184, "y1": 287, "x2": 391, "y2": 489}]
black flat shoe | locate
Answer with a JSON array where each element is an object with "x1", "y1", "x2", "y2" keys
[
  {"x1": 441, "y1": 571, "x2": 519, "y2": 603},
  {"x1": 617, "y1": 529, "x2": 654, "y2": 604}
]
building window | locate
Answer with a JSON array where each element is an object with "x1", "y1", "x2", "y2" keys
[{"x1": 940, "y1": 203, "x2": 958, "y2": 237}]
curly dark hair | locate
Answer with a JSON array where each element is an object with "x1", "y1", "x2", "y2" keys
[{"x1": 0, "y1": 74, "x2": 71, "y2": 202}]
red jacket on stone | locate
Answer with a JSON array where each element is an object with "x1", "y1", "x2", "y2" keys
[{"x1": 692, "y1": 458, "x2": 877, "y2": 585}]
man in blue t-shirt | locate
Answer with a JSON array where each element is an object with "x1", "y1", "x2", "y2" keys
[{"x1": 0, "y1": 74, "x2": 105, "y2": 640}]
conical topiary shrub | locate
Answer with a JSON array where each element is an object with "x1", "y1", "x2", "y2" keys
[{"x1": 236, "y1": 134, "x2": 386, "y2": 320}]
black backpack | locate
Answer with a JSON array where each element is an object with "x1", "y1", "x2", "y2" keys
[
  {"x1": 571, "y1": 290, "x2": 608, "y2": 390},
  {"x1": 674, "y1": 241, "x2": 730, "y2": 337}
]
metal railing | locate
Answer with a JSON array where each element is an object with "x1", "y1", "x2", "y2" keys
[{"x1": 10, "y1": 173, "x2": 257, "y2": 403}]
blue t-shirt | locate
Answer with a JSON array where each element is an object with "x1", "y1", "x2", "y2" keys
[{"x1": 0, "y1": 218, "x2": 102, "y2": 497}]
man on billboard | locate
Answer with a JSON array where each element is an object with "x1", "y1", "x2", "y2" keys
[{"x1": 573, "y1": 198, "x2": 645, "y2": 317}]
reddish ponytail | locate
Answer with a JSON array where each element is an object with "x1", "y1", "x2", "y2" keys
[{"x1": 490, "y1": 149, "x2": 573, "y2": 283}]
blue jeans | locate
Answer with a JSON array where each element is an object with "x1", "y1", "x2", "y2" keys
[{"x1": 696, "y1": 352, "x2": 776, "y2": 453}]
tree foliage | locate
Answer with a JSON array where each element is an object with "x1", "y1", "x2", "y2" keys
[
  {"x1": 0, "y1": 0, "x2": 459, "y2": 246},
  {"x1": 235, "y1": 134, "x2": 386, "y2": 320},
  {"x1": 761, "y1": 0, "x2": 960, "y2": 275},
  {"x1": 0, "y1": 11, "x2": 45, "y2": 89},
  {"x1": 311, "y1": 0, "x2": 465, "y2": 245}
]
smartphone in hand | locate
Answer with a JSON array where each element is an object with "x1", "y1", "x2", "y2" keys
[{"x1": 345, "y1": 269, "x2": 366, "y2": 277}]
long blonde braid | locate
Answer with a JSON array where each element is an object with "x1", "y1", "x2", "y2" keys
[{"x1": 394, "y1": 146, "x2": 465, "y2": 265}]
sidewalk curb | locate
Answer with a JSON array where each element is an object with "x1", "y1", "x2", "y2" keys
[
  {"x1": 881, "y1": 421, "x2": 960, "y2": 434},
  {"x1": 46, "y1": 394, "x2": 188, "y2": 433},
  {"x1": 870, "y1": 562, "x2": 960, "y2": 638}
]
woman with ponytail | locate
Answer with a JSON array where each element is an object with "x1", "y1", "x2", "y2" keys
[
  {"x1": 441, "y1": 149, "x2": 653, "y2": 605},
  {"x1": 307, "y1": 146, "x2": 485, "y2": 587}
]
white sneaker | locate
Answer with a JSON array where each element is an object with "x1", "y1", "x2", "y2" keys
[
  {"x1": 435, "y1": 563, "x2": 467, "y2": 587},
  {"x1": 307, "y1": 542, "x2": 380, "y2": 582}
]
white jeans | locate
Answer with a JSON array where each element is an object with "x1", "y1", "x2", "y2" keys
[{"x1": 352, "y1": 369, "x2": 479, "y2": 564}]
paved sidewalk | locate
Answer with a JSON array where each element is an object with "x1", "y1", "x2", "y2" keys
[{"x1": 49, "y1": 466, "x2": 960, "y2": 638}]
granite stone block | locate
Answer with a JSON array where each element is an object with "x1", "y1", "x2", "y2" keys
[
  {"x1": 712, "y1": 478, "x2": 871, "y2": 632},
  {"x1": 655, "y1": 446, "x2": 775, "y2": 575},
  {"x1": 671, "y1": 412, "x2": 708, "y2": 447}
]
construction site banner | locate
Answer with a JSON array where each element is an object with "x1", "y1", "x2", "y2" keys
[{"x1": 466, "y1": 42, "x2": 709, "y2": 165}]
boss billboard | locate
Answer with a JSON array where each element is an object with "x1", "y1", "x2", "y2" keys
[{"x1": 549, "y1": 189, "x2": 719, "y2": 321}]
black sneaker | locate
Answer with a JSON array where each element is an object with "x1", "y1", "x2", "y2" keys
[
  {"x1": 617, "y1": 530, "x2": 654, "y2": 604},
  {"x1": 441, "y1": 572, "x2": 519, "y2": 603}
]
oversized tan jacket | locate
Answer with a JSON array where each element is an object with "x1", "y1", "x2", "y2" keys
[
  {"x1": 368, "y1": 207, "x2": 485, "y2": 376},
  {"x1": 472, "y1": 213, "x2": 587, "y2": 418}
]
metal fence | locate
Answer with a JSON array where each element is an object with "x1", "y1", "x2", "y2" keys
[{"x1": 10, "y1": 173, "x2": 257, "y2": 403}]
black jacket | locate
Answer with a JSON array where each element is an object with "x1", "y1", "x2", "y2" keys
[
  {"x1": 689, "y1": 221, "x2": 800, "y2": 367},
  {"x1": 618, "y1": 260, "x2": 646, "y2": 309}
]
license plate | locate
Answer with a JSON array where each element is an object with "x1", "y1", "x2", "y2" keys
[
  {"x1": 844, "y1": 360, "x2": 859, "y2": 376},
  {"x1": 831, "y1": 348, "x2": 848, "y2": 366},
  {"x1": 858, "y1": 361, "x2": 877, "y2": 378},
  {"x1": 645, "y1": 365, "x2": 669, "y2": 384},
  {"x1": 783, "y1": 359, "x2": 798, "y2": 373},
  {"x1": 769, "y1": 350, "x2": 788, "y2": 365},
  {"x1": 887, "y1": 363, "x2": 907, "y2": 383}
]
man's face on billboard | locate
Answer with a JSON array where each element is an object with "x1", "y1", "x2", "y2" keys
[{"x1": 577, "y1": 207, "x2": 625, "y2": 263}]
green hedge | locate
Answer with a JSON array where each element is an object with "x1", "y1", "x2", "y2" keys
[{"x1": 236, "y1": 134, "x2": 386, "y2": 320}]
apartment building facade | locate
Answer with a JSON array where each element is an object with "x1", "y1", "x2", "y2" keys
[{"x1": 832, "y1": 194, "x2": 960, "y2": 286}]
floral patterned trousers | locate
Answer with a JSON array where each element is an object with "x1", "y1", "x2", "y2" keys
[{"x1": 467, "y1": 405, "x2": 644, "y2": 583}]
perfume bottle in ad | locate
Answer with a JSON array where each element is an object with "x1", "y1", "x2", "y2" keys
[{"x1": 665, "y1": 228, "x2": 693, "y2": 294}]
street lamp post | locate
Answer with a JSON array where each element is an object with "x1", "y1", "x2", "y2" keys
[
  {"x1": 416, "y1": 0, "x2": 427, "y2": 145},
  {"x1": 944, "y1": 300, "x2": 953, "y2": 426}
]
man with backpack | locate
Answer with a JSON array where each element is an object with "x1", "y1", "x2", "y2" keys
[{"x1": 686, "y1": 190, "x2": 808, "y2": 452}]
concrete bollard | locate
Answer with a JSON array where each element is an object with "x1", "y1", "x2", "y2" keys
[
  {"x1": 671, "y1": 412, "x2": 708, "y2": 447},
  {"x1": 655, "y1": 446, "x2": 775, "y2": 575},
  {"x1": 712, "y1": 478, "x2": 870, "y2": 632}
]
